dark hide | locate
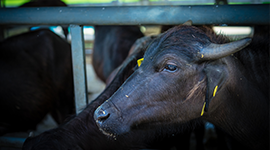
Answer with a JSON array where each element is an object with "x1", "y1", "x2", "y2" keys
[
  {"x1": 105, "y1": 35, "x2": 157, "y2": 85},
  {"x1": 160, "y1": 25, "x2": 175, "y2": 33},
  {"x1": 0, "y1": 29, "x2": 74, "y2": 135},
  {"x1": 22, "y1": 36, "x2": 197, "y2": 150},
  {"x1": 94, "y1": 25, "x2": 269, "y2": 150},
  {"x1": 19, "y1": 0, "x2": 69, "y2": 39},
  {"x1": 20, "y1": 0, "x2": 67, "y2": 7},
  {"x1": 106, "y1": 35, "x2": 206, "y2": 150},
  {"x1": 92, "y1": 25, "x2": 144, "y2": 83}
]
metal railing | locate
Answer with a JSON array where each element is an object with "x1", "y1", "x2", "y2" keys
[{"x1": 0, "y1": 5, "x2": 269, "y2": 25}]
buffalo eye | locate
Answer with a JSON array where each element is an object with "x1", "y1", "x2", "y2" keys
[{"x1": 164, "y1": 64, "x2": 178, "y2": 72}]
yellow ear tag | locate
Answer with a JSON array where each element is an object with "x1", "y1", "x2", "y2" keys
[
  {"x1": 213, "y1": 86, "x2": 218, "y2": 97},
  {"x1": 137, "y1": 58, "x2": 144, "y2": 67},
  {"x1": 201, "y1": 102, "x2": 206, "y2": 116}
]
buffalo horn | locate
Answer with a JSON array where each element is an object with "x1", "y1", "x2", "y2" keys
[{"x1": 198, "y1": 37, "x2": 252, "y2": 60}]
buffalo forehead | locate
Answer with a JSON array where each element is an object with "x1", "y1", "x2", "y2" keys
[{"x1": 144, "y1": 29, "x2": 207, "y2": 63}]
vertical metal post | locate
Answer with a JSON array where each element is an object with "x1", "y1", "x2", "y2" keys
[
  {"x1": 0, "y1": 0, "x2": 4, "y2": 42},
  {"x1": 70, "y1": 24, "x2": 88, "y2": 114}
]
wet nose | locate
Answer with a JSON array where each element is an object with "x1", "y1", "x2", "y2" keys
[{"x1": 94, "y1": 106, "x2": 110, "y2": 124}]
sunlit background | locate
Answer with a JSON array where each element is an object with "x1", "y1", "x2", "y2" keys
[
  {"x1": 1, "y1": 0, "x2": 263, "y2": 55},
  {"x1": 1, "y1": 0, "x2": 270, "y2": 7},
  {"x1": 1, "y1": 0, "x2": 265, "y2": 54},
  {"x1": 1, "y1": 0, "x2": 267, "y2": 55}
]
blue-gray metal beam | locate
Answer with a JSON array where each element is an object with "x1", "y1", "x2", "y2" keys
[
  {"x1": 70, "y1": 24, "x2": 88, "y2": 114},
  {"x1": 0, "y1": 4, "x2": 269, "y2": 25}
]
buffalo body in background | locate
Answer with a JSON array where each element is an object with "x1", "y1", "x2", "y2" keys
[
  {"x1": 0, "y1": 29, "x2": 74, "y2": 135},
  {"x1": 92, "y1": 25, "x2": 144, "y2": 83}
]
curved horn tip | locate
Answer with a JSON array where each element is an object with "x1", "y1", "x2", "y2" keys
[
  {"x1": 183, "y1": 20, "x2": 193, "y2": 26},
  {"x1": 231, "y1": 37, "x2": 252, "y2": 50},
  {"x1": 198, "y1": 37, "x2": 252, "y2": 61}
]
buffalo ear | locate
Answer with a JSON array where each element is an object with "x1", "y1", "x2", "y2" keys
[
  {"x1": 107, "y1": 36, "x2": 155, "y2": 85},
  {"x1": 203, "y1": 62, "x2": 228, "y2": 112}
]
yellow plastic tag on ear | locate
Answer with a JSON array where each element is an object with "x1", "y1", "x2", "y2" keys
[
  {"x1": 137, "y1": 58, "x2": 144, "y2": 67},
  {"x1": 213, "y1": 86, "x2": 218, "y2": 97},
  {"x1": 201, "y1": 102, "x2": 206, "y2": 116}
]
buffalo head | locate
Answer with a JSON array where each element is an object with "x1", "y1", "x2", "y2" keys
[{"x1": 94, "y1": 25, "x2": 251, "y2": 137}]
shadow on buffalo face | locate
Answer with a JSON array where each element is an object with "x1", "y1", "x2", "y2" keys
[{"x1": 94, "y1": 24, "x2": 252, "y2": 136}]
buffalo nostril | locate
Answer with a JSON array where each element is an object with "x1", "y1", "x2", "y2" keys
[
  {"x1": 98, "y1": 110, "x2": 110, "y2": 122},
  {"x1": 95, "y1": 107, "x2": 110, "y2": 123}
]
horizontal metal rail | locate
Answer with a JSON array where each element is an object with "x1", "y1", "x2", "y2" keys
[{"x1": 0, "y1": 4, "x2": 269, "y2": 25}]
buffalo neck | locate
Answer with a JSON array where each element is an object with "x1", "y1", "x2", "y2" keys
[
  {"x1": 58, "y1": 54, "x2": 144, "y2": 149},
  {"x1": 64, "y1": 103, "x2": 117, "y2": 150},
  {"x1": 59, "y1": 75, "x2": 147, "y2": 149},
  {"x1": 205, "y1": 56, "x2": 269, "y2": 150}
]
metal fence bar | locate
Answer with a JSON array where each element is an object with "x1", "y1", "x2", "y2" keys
[
  {"x1": 0, "y1": 4, "x2": 269, "y2": 25},
  {"x1": 70, "y1": 24, "x2": 88, "y2": 114}
]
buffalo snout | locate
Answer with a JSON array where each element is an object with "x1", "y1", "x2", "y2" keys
[{"x1": 94, "y1": 101, "x2": 130, "y2": 137}]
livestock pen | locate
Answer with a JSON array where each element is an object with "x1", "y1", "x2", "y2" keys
[{"x1": 0, "y1": 0, "x2": 269, "y2": 149}]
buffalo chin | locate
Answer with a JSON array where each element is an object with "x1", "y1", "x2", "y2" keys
[
  {"x1": 98, "y1": 126, "x2": 117, "y2": 138},
  {"x1": 96, "y1": 120, "x2": 131, "y2": 138}
]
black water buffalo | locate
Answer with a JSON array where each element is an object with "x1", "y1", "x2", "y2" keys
[
  {"x1": 22, "y1": 35, "x2": 197, "y2": 150},
  {"x1": 92, "y1": 25, "x2": 144, "y2": 83},
  {"x1": 0, "y1": 29, "x2": 74, "y2": 135},
  {"x1": 22, "y1": 35, "x2": 147, "y2": 149},
  {"x1": 94, "y1": 25, "x2": 269, "y2": 150}
]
